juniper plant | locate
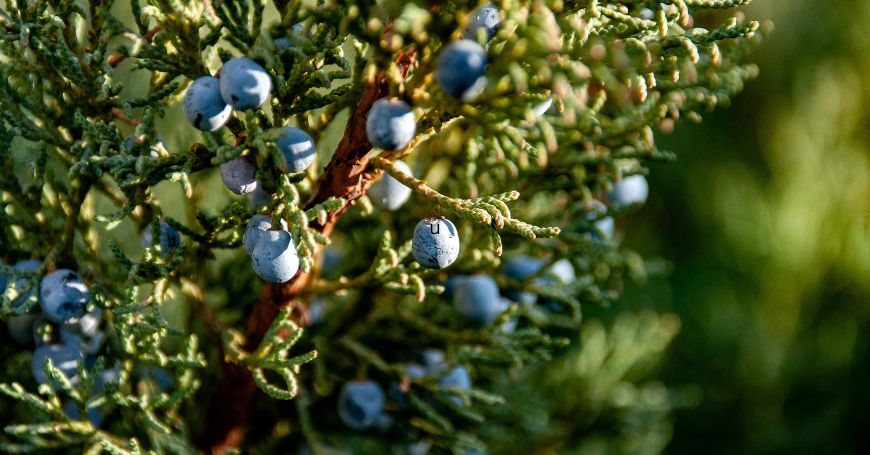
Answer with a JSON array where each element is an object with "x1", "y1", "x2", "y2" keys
[{"x1": 0, "y1": 0, "x2": 763, "y2": 453}]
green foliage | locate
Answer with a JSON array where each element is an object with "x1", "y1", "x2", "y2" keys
[{"x1": 0, "y1": 0, "x2": 761, "y2": 453}]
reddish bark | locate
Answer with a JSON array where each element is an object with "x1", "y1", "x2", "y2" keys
[{"x1": 198, "y1": 48, "x2": 417, "y2": 455}]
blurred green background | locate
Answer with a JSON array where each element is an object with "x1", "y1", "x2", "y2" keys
[{"x1": 618, "y1": 0, "x2": 870, "y2": 453}]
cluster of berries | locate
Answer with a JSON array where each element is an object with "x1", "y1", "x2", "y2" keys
[
  {"x1": 337, "y1": 349, "x2": 472, "y2": 432},
  {"x1": 363, "y1": 4, "x2": 506, "y2": 272},
  {"x1": 183, "y1": 50, "x2": 321, "y2": 283},
  {"x1": 2, "y1": 264, "x2": 121, "y2": 426}
]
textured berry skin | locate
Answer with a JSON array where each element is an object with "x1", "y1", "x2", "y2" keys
[
  {"x1": 608, "y1": 174, "x2": 649, "y2": 206},
  {"x1": 412, "y1": 217, "x2": 460, "y2": 269},
  {"x1": 501, "y1": 256, "x2": 544, "y2": 304},
  {"x1": 243, "y1": 214, "x2": 288, "y2": 255},
  {"x1": 366, "y1": 98, "x2": 416, "y2": 151},
  {"x1": 251, "y1": 230, "x2": 300, "y2": 283},
  {"x1": 220, "y1": 156, "x2": 259, "y2": 195},
  {"x1": 435, "y1": 40, "x2": 488, "y2": 101},
  {"x1": 141, "y1": 220, "x2": 181, "y2": 257},
  {"x1": 453, "y1": 275, "x2": 504, "y2": 326},
  {"x1": 31, "y1": 343, "x2": 83, "y2": 386},
  {"x1": 338, "y1": 380, "x2": 386, "y2": 430},
  {"x1": 219, "y1": 57, "x2": 272, "y2": 110},
  {"x1": 183, "y1": 76, "x2": 232, "y2": 131},
  {"x1": 586, "y1": 200, "x2": 615, "y2": 239},
  {"x1": 368, "y1": 160, "x2": 413, "y2": 211},
  {"x1": 461, "y1": 3, "x2": 500, "y2": 41},
  {"x1": 275, "y1": 126, "x2": 316, "y2": 173},
  {"x1": 39, "y1": 269, "x2": 90, "y2": 323}
]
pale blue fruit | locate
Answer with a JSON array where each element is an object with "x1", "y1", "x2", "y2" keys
[
  {"x1": 453, "y1": 275, "x2": 504, "y2": 326},
  {"x1": 443, "y1": 275, "x2": 468, "y2": 294},
  {"x1": 608, "y1": 174, "x2": 649, "y2": 207},
  {"x1": 220, "y1": 156, "x2": 259, "y2": 195},
  {"x1": 338, "y1": 380, "x2": 385, "y2": 430},
  {"x1": 141, "y1": 220, "x2": 181, "y2": 257},
  {"x1": 251, "y1": 230, "x2": 299, "y2": 283},
  {"x1": 60, "y1": 308, "x2": 105, "y2": 355},
  {"x1": 275, "y1": 126, "x2": 316, "y2": 173},
  {"x1": 243, "y1": 214, "x2": 288, "y2": 255},
  {"x1": 219, "y1": 57, "x2": 272, "y2": 110},
  {"x1": 412, "y1": 217, "x2": 460, "y2": 269},
  {"x1": 435, "y1": 40, "x2": 488, "y2": 101},
  {"x1": 547, "y1": 258, "x2": 576, "y2": 283},
  {"x1": 247, "y1": 186, "x2": 271, "y2": 209},
  {"x1": 31, "y1": 343, "x2": 83, "y2": 386},
  {"x1": 461, "y1": 3, "x2": 500, "y2": 41},
  {"x1": 368, "y1": 160, "x2": 413, "y2": 211},
  {"x1": 438, "y1": 365, "x2": 471, "y2": 406},
  {"x1": 536, "y1": 259, "x2": 576, "y2": 311},
  {"x1": 183, "y1": 76, "x2": 232, "y2": 131},
  {"x1": 366, "y1": 98, "x2": 416, "y2": 151},
  {"x1": 501, "y1": 256, "x2": 544, "y2": 304},
  {"x1": 39, "y1": 270, "x2": 90, "y2": 323},
  {"x1": 586, "y1": 200, "x2": 614, "y2": 239}
]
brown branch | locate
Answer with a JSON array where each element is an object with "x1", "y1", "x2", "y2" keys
[{"x1": 197, "y1": 47, "x2": 417, "y2": 455}]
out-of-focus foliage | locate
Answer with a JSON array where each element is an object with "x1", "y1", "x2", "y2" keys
[{"x1": 618, "y1": 0, "x2": 870, "y2": 453}]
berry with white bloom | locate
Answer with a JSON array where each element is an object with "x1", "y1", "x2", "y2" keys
[
  {"x1": 368, "y1": 160, "x2": 413, "y2": 211},
  {"x1": 453, "y1": 275, "x2": 505, "y2": 326},
  {"x1": 338, "y1": 381, "x2": 386, "y2": 430},
  {"x1": 461, "y1": 3, "x2": 500, "y2": 41},
  {"x1": 412, "y1": 217, "x2": 461, "y2": 269},
  {"x1": 31, "y1": 343, "x2": 83, "y2": 386},
  {"x1": 219, "y1": 57, "x2": 272, "y2": 110},
  {"x1": 251, "y1": 230, "x2": 300, "y2": 283},
  {"x1": 220, "y1": 156, "x2": 259, "y2": 195},
  {"x1": 243, "y1": 214, "x2": 289, "y2": 255},
  {"x1": 608, "y1": 174, "x2": 649, "y2": 207},
  {"x1": 141, "y1": 220, "x2": 181, "y2": 257},
  {"x1": 436, "y1": 40, "x2": 488, "y2": 101},
  {"x1": 366, "y1": 98, "x2": 416, "y2": 151},
  {"x1": 39, "y1": 270, "x2": 91, "y2": 323},
  {"x1": 275, "y1": 126, "x2": 316, "y2": 173},
  {"x1": 183, "y1": 76, "x2": 232, "y2": 131}
]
